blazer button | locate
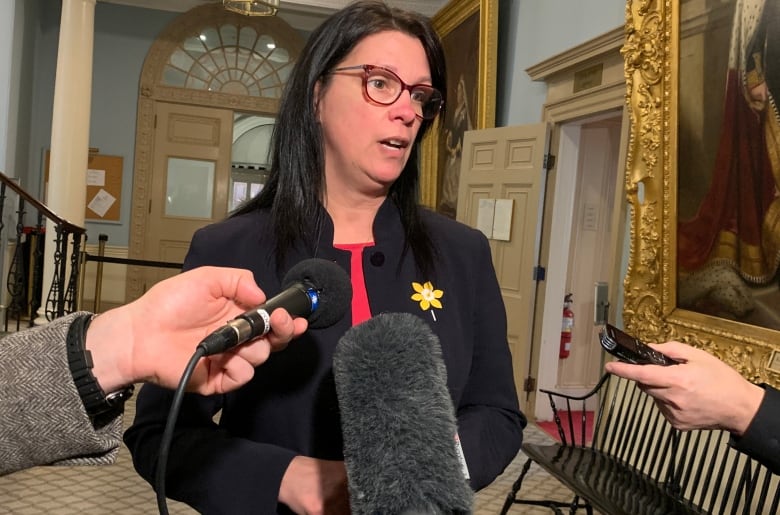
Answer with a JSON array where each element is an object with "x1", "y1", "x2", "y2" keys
[{"x1": 370, "y1": 251, "x2": 385, "y2": 267}]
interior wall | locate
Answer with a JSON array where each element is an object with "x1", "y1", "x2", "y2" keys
[
  {"x1": 0, "y1": 0, "x2": 15, "y2": 172},
  {"x1": 25, "y1": 0, "x2": 60, "y2": 198},
  {"x1": 4, "y1": 0, "x2": 632, "y2": 312},
  {"x1": 89, "y1": 3, "x2": 177, "y2": 246},
  {"x1": 14, "y1": 0, "x2": 630, "y2": 246},
  {"x1": 7, "y1": 0, "x2": 37, "y2": 184},
  {"x1": 498, "y1": 0, "x2": 625, "y2": 126},
  {"x1": 557, "y1": 120, "x2": 620, "y2": 389},
  {"x1": 26, "y1": 0, "x2": 176, "y2": 246}
]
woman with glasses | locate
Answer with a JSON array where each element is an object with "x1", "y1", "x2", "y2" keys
[{"x1": 125, "y1": 2, "x2": 525, "y2": 513}]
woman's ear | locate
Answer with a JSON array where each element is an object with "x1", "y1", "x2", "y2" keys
[{"x1": 313, "y1": 80, "x2": 322, "y2": 120}]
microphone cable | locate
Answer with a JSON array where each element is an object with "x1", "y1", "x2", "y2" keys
[
  {"x1": 149, "y1": 258, "x2": 352, "y2": 514},
  {"x1": 155, "y1": 345, "x2": 206, "y2": 515}
]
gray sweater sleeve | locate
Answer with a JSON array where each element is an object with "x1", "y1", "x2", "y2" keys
[{"x1": 0, "y1": 312, "x2": 123, "y2": 476}]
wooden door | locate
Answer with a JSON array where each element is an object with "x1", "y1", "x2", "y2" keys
[
  {"x1": 137, "y1": 102, "x2": 233, "y2": 293},
  {"x1": 456, "y1": 123, "x2": 550, "y2": 415}
]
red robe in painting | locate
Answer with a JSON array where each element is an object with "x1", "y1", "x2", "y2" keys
[
  {"x1": 678, "y1": 0, "x2": 780, "y2": 286},
  {"x1": 677, "y1": 69, "x2": 777, "y2": 283}
]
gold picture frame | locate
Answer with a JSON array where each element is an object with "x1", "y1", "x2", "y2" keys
[
  {"x1": 420, "y1": 0, "x2": 498, "y2": 215},
  {"x1": 623, "y1": 0, "x2": 780, "y2": 387}
]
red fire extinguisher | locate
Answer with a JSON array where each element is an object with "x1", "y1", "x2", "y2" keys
[{"x1": 560, "y1": 293, "x2": 574, "y2": 359}]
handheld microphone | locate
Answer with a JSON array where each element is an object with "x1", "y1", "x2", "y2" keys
[
  {"x1": 333, "y1": 313, "x2": 474, "y2": 515},
  {"x1": 198, "y1": 258, "x2": 352, "y2": 356}
]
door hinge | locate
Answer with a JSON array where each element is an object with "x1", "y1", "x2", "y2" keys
[
  {"x1": 532, "y1": 266, "x2": 546, "y2": 281},
  {"x1": 148, "y1": 199, "x2": 152, "y2": 213},
  {"x1": 543, "y1": 153, "x2": 556, "y2": 170},
  {"x1": 154, "y1": 114, "x2": 157, "y2": 129},
  {"x1": 523, "y1": 376, "x2": 537, "y2": 392}
]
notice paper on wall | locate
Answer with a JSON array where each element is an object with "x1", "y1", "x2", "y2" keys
[
  {"x1": 86, "y1": 169, "x2": 106, "y2": 187},
  {"x1": 492, "y1": 199, "x2": 513, "y2": 241},
  {"x1": 476, "y1": 198, "x2": 513, "y2": 241},
  {"x1": 476, "y1": 199, "x2": 496, "y2": 238},
  {"x1": 46, "y1": 151, "x2": 123, "y2": 221},
  {"x1": 88, "y1": 189, "x2": 116, "y2": 218}
]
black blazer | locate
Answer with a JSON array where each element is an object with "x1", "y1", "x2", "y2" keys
[
  {"x1": 732, "y1": 384, "x2": 780, "y2": 474},
  {"x1": 125, "y1": 199, "x2": 525, "y2": 514}
]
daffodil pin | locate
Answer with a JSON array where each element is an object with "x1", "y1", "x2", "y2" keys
[{"x1": 410, "y1": 281, "x2": 443, "y2": 321}]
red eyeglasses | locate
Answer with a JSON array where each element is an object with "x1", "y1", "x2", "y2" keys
[{"x1": 329, "y1": 64, "x2": 443, "y2": 120}]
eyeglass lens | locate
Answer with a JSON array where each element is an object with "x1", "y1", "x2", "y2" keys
[{"x1": 364, "y1": 67, "x2": 442, "y2": 119}]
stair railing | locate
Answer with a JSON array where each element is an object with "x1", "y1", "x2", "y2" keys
[{"x1": 0, "y1": 171, "x2": 86, "y2": 330}]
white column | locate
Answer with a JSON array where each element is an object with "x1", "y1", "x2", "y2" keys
[{"x1": 37, "y1": 0, "x2": 95, "y2": 323}]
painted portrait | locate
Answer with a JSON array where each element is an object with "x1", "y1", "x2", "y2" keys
[
  {"x1": 419, "y1": 0, "x2": 497, "y2": 215},
  {"x1": 677, "y1": 0, "x2": 780, "y2": 330},
  {"x1": 437, "y1": 12, "x2": 479, "y2": 219}
]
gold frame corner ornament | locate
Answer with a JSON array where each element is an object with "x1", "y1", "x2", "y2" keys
[
  {"x1": 420, "y1": 0, "x2": 498, "y2": 210},
  {"x1": 622, "y1": 0, "x2": 780, "y2": 387}
]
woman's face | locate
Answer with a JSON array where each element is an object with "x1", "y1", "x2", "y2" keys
[
  {"x1": 316, "y1": 30, "x2": 431, "y2": 199},
  {"x1": 456, "y1": 79, "x2": 465, "y2": 104}
]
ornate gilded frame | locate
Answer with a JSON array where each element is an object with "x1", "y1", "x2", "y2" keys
[
  {"x1": 623, "y1": 0, "x2": 780, "y2": 386},
  {"x1": 419, "y1": 0, "x2": 498, "y2": 211}
]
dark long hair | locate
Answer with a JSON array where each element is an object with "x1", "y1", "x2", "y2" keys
[{"x1": 232, "y1": 0, "x2": 447, "y2": 275}]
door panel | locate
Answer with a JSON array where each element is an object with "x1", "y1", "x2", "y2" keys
[
  {"x1": 456, "y1": 123, "x2": 550, "y2": 415},
  {"x1": 141, "y1": 102, "x2": 233, "y2": 290},
  {"x1": 164, "y1": 157, "x2": 216, "y2": 218}
]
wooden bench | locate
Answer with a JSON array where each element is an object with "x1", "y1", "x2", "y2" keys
[{"x1": 500, "y1": 373, "x2": 780, "y2": 515}]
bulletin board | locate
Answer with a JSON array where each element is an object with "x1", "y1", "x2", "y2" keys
[{"x1": 45, "y1": 151, "x2": 123, "y2": 222}]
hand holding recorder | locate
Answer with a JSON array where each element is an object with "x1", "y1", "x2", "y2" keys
[
  {"x1": 599, "y1": 323, "x2": 679, "y2": 366},
  {"x1": 604, "y1": 339, "x2": 765, "y2": 436},
  {"x1": 604, "y1": 340, "x2": 780, "y2": 476}
]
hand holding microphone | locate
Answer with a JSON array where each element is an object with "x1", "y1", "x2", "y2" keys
[
  {"x1": 198, "y1": 258, "x2": 352, "y2": 356},
  {"x1": 89, "y1": 265, "x2": 312, "y2": 397},
  {"x1": 156, "y1": 258, "x2": 352, "y2": 515}
]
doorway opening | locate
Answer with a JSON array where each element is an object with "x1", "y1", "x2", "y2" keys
[
  {"x1": 534, "y1": 110, "x2": 628, "y2": 422},
  {"x1": 230, "y1": 113, "x2": 274, "y2": 211}
]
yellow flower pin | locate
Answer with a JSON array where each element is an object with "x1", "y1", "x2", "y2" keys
[{"x1": 411, "y1": 281, "x2": 443, "y2": 320}]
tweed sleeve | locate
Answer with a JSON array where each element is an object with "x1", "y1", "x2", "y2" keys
[{"x1": 0, "y1": 312, "x2": 123, "y2": 476}]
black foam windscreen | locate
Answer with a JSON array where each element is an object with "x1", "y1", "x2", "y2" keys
[
  {"x1": 282, "y1": 258, "x2": 352, "y2": 329},
  {"x1": 333, "y1": 313, "x2": 473, "y2": 514}
]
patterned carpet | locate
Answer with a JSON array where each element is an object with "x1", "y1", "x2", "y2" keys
[{"x1": 0, "y1": 394, "x2": 581, "y2": 514}]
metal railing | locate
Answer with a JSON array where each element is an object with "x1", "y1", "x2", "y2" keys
[
  {"x1": 0, "y1": 171, "x2": 86, "y2": 331},
  {"x1": 0, "y1": 171, "x2": 183, "y2": 331},
  {"x1": 80, "y1": 234, "x2": 182, "y2": 313}
]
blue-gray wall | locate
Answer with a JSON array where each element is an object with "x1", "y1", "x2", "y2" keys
[
  {"x1": 1, "y1": 0, "x2": 16, "y2": 172},
  {"x1": 25, "y1": 0, "x2": 176, "y2": 245},
  {"x1": 498, "y1": 0, "x2": 625, "y2": 125},
  {"x1": 9, "y1": 0, "x2": 626, "y2": 246}
]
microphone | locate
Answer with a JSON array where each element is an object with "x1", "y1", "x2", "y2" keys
[
  {"x1": 198, "y1": 258, "x2": 352, "y2": 356},
  {"x1": 333, "y1": 313, "x2": 474, "y2": 515}
]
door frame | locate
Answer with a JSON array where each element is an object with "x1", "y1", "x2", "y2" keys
[
  {"x1": 126, "y1": 4, "x2": 304, "y2": 301},
  {"x1": 534, "y1": 110, "x2": 629, "y2": 420},
  {"x1": 457, "y1": 123, "x2": 550, "y2": 417},
  {"x1": 525, "y1": 26, "x2": 628, "y2": 420}
]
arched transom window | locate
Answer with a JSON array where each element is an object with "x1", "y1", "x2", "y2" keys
[{"x1": 162, "y1": 23, "x2": 293, "y2": 98}]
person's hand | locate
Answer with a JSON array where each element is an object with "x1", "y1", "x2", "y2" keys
[
  {"x1": 279, "y1": 456, "x2": 350, "y2": 514},
  {"x1": 748, "y1": 81, "x2": 768, "y2": 111},
  {"x1": 604, "y1": 341, "x2": 765, "y2": 435},
  {"x1": 86, "y1": 267, "x2": 308, "y2": 395}
]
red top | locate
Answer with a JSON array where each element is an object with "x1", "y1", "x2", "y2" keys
[{"x1": 334, "y1": 242, "x2": 373, "y2": 325}]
